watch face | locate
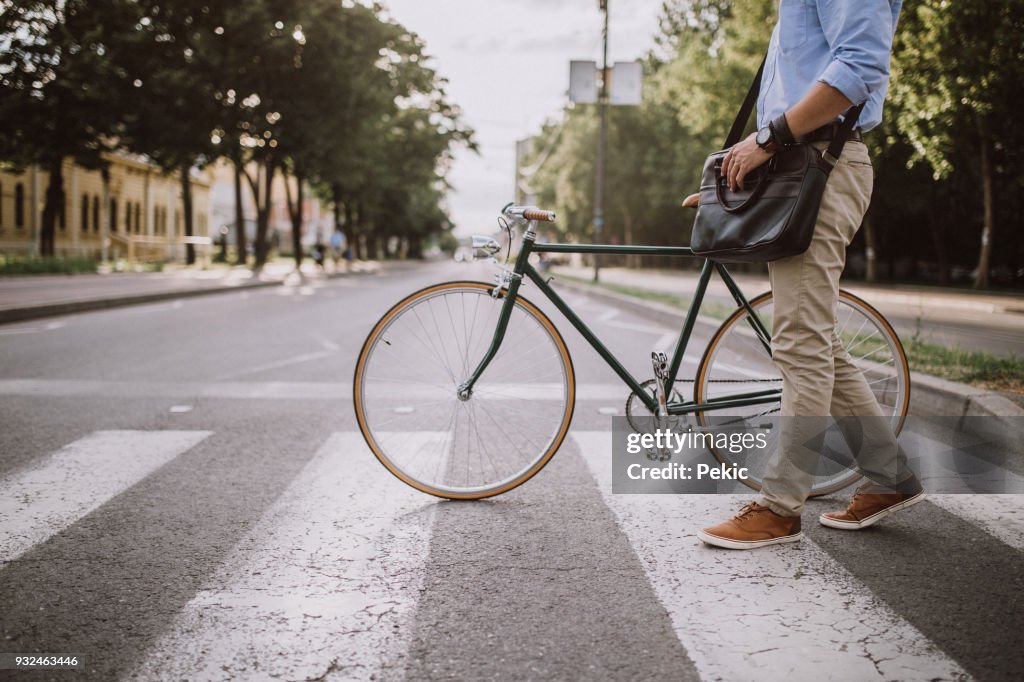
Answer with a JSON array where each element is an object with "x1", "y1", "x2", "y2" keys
[{"x1": 756, "y1": 127, "x2": 772, "y2": 147}]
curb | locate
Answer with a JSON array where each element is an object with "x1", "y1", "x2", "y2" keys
[
  {"x1": 909, "y1": 371, "x2": 1024, "y2": 419},
  {"x1": 0, "y1": 279, "x2": 283, "y2": 325},
  {"x1": 554, "y1": 276, "x2": 1024, "y2": 419},
  {"x1": 0, "y1": 262, "x2": 387, "y2": 326}
]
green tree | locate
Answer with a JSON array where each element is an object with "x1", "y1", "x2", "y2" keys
[
  {"x1": 0, "y1": 0, "x2": 136, "y2": 256},
  {"x1": 113, "y1": 0, "x2": 227, "y2": 264},
  {"x1": 889, "y1": 0, "x2": 1024, "y2": 288}
]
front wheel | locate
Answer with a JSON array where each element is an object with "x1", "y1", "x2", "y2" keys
[
  {"x1": 353, "y1": 281, "x2": 575, "y2": 499},
  {"x1": 694, "y1": 290, "x2": 910, "y2": 496}
]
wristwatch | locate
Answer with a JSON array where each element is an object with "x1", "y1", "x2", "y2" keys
[
  {"x1": 755, "y1": 125, "x2": 779, "y2": 153},
  {"x1": 756, "y1": 114, "x2": 798, "y2": 153}
]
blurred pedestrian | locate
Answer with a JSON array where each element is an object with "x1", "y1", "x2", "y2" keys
[
  {"x1": 312, "y1": 238, "x2": 326, "y2": 271},
  {"x1": 330, "y1": 229, "x2": 346, "y2": 271}
]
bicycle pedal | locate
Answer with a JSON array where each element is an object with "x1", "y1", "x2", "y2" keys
[{"x1": 650, "y1": 351, "x2": 669, "y2": 379}]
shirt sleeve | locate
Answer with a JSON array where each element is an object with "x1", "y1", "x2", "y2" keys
[{"x1": 815, "y1": 0, "x2": 895, "y2": 104}]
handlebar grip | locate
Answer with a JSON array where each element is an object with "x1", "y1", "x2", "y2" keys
[{"x1": 522, "y1": 208, "x2": 556, "y2": 222}]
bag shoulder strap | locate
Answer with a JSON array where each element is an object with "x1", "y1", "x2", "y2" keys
[
  {"x1": 723, "y1": 55, "x2": 767, "y2": 149},
  {"x1": 822, "y1": 102, "x2": 865, "y2": 168},
  {"x1": 723, "y1": 52, "x2": 866, "y2": 168}
]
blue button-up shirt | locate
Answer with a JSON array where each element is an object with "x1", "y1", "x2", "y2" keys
[{"x1": 758, "y1": 0, "x2": 903, "y2": 132}]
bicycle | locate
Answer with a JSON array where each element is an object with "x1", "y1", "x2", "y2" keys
[{"x1": 353, "y1": 204, "x2": 910, "y2": 500}]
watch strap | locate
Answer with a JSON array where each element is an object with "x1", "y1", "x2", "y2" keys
[{"x1": 771, "y1": 114, "x2": 797, "y2": 146}]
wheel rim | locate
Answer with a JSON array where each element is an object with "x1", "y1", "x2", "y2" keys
[
  {"x1": 355, "y1": 282, "x2": 574, "y2": 498},
  {"x1": 696, "y1": 291, "x2": 909, "y2": 495}
]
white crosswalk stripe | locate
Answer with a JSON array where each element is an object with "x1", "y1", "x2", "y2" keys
[
  {"x1": 929, "y1": 495, "x2": 1024, "y2": 551},
  {"x1": 571, "y1": 432, "x2": 969, "y2": 682},
  {"x1": 129, "y1": 432, "x2": 436, "y2": 682},
  {"x1": 2, "y1": 427, "x2": 1019, "y2": 680},
  {"x1": 0, "y1": 430, "x2": 210, "y2": 566}
]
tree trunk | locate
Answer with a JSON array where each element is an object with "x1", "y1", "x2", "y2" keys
[
  {"x1": 246, "y1": 158, "x2": 276, "y2": 269},
  {"x1": 973, "y1": 118, "x2": 993, "y2": 290},
  {"x1": 332, "y1": 187, "x2": 342, "y2": 232},
  {"x1": 622, "y1": 206, "x2": 639, "y2": 269},
  {"x1": 180, "y1": 164, "x2": 196, "y2": 265},
  {"x1": 233, "y1": 160, "x2": 247, "y2": 265},
  {"x1": 926, "y1": 187, "x2": 950, "y2": 286},
  {"x1": 346, "y1": 202, "x2": 361, "y2": 259},
  {"x1": 39, "y1": 156, "x2": 64, "y2": 258},
  {"x1": 284, "y1": 171, "x2": 304, "y2": 268},
  {"x1": 862, "y1": 210, "x2": 878, "y2": 283}
]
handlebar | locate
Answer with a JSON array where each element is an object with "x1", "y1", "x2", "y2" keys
[{"x1": 503, "y1": 204, "x2": 556, "y2": 223}]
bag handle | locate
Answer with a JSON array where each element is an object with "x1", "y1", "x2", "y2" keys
[
  {"x1": 714, "y1": 156, "x2": 775, "y2": 214},
  {"x1": 723, "y1": 53, "x2": 866, "y2": 170}
]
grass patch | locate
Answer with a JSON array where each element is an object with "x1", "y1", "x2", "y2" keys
[
  {"x1": 904, "y1": 339, "x2": 1024, "y2": 394},
  {"x1": 0, "y1": 255, "x2": 97, "y2": 275}
]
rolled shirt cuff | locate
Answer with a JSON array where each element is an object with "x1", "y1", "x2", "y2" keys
[{"x1": 818, "y1": 59, "x2": 870, "y2": 106}]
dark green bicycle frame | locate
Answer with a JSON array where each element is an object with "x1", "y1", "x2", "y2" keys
[{"x1": 459, "y1": 234, "x2": 779, "y2": 416}]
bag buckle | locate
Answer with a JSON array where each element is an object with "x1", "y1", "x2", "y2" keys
[{"x1": 822, "y1": 150, "x2": 840, "y2": 168}]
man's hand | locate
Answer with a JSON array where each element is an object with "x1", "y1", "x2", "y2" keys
[{"x1": 721, "y1": 132, "x2": 775, "y2": 192}]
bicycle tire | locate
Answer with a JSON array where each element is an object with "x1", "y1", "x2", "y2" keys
[
  {"x1": 694, "y1": 289, "x2": 911, "y2": 496},
  {"x1": 353, "y1": 280, "x2": 576, "y2": 500}
]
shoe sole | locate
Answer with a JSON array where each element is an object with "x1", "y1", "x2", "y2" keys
[
  {"x1": 696, "y1": 529, "x2": 803, "y2": 550},
  {"x1": 818, "y1": 492, "x2": 926, "y2": 530}
]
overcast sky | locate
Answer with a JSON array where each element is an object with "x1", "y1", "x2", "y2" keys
[{"x1": 382, "y1": 0, "x2": 665, "y2": 236}]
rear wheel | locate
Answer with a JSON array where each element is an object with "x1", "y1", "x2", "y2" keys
[
  {"x1": 694, "y1": 290, "x2": 910, "y2": 496},
  {"x1": 353, "y1": 281, "x2": 575, "y2": 499}
]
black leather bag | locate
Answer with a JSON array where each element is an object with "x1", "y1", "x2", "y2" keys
[{"x1": 690, "y1": 57, "x2": 863, "y2": 262}]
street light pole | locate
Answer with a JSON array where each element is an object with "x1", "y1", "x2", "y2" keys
[{"x1": 593, "y1": 0, "x2": 609, "y2": 283}]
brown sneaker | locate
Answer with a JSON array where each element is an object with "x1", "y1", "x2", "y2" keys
[
  {"x1": 697, "y1": 502, "x2": 803, "y2": 549},
  {"x1": 819, "y1": 482, "x2": 925, "y2": 530}
]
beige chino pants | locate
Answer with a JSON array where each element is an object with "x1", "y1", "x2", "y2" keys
[{"x1": 756, "y1": 141, "x2": 913, "y2": 516}]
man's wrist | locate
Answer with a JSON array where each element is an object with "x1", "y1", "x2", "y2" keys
[{"x1": 771, "y1": 113, "x2": 797, "y2": 146}]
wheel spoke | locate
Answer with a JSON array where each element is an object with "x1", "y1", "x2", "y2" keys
[{"x1": 356, "y1": 285, "x2": 572, "y2": 498}]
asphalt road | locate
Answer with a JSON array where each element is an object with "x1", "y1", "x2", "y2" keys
[{"x1": 0, "y1": 260, "x2": 1021, "y2": 681}]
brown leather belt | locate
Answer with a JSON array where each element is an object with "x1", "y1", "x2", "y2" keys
[{"x1": 801, "y1": 122, "x2": 863, "y2": 143}]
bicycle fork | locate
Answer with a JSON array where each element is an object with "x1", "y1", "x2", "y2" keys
[{"x1": 457, "y1": 228, "x2": 535, "y2": 401}]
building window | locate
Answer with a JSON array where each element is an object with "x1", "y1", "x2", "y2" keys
[
  {"x1": 135, "y1": 203, "x2": 141, "y2": 234},
  {"x1": 15, "y1": 183, "x2": 25, "y2": 229},
  {"x1": 125, "y1": 201, "x2": 132, "y2": 233},
  {"x1": 81, "y1": 194, "x2": 88, "y2": 232},
  {"x1": 109, "y1": 198, "x2": 118, "y2": 232},
  {"x1": 92, "y1": 195, "x2": 99, "y2": 232},
  {"x1": 0, "y1": 181, "x2": 4, "y2": 229}
]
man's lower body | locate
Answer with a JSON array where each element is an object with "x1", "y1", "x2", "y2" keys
[{"x1": 698, "y1": 141, "x2": 923, "y2": 550}]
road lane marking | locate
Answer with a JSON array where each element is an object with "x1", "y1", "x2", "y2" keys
[
  {"x1": 0, "y1": 379, "x2": 632, "y2": 401},
  {"x1": 571, "y1": 431, "x2": 968, "y2": 682},
  {"x1": 214, "y1": 349, "x2": 335, "y2": 380},
  {"x1": 131, "y1": 432, "x2": 436, "y2": 682},
  {"x1": 0, "y1": 430, "x2": 210, "y2": 566}
]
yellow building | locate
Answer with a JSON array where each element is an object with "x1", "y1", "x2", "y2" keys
[{"x1": 0, "y1": 153, "x2": 211, "y2": 262}]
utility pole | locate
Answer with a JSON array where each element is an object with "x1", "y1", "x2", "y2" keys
[{"x1": 593, "y1": 0, "x2": 609, "y2": 283}]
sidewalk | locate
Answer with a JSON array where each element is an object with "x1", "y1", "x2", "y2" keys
[
  {"x1": 555, "y1": 265, "x2": 1024, "y2": 359},
  {"x1": 0, "y1": 260, "x2": 381, "y2": 324}
]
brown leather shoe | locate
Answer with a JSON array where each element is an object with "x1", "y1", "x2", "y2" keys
[
  {"x1": 819, "y1": 482, "x2": 925, "y2": 530},
  {"x1": 697, "y1": 502, "x2": 802, "y2": 549}
]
